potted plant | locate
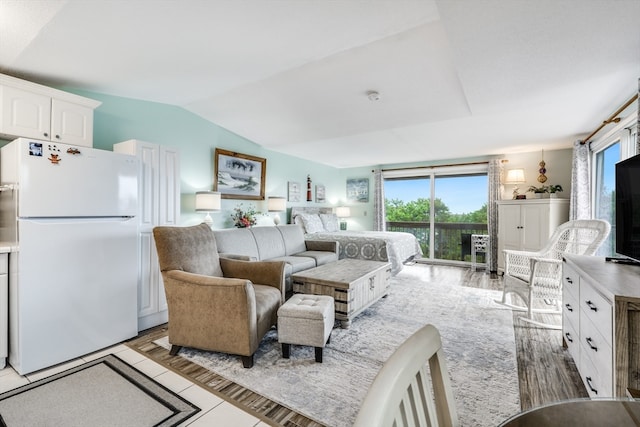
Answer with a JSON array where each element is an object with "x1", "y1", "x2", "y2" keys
[
  {"x1": 548, "y1": 184, "x2": 563, "y2": 198},
  {"x1": 527, "y1": 185, "x2": 549, "y2": 199}
]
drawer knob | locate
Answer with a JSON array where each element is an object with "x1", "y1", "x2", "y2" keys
[
  {"x1": 585, "y1": 300, "x2": 598, "y2": 312},
  {"x1": 565, "y1": 277, "x2": 573, "y2": 284},
  {"x1": 565, "y1": 332, "x2": 573, "y2": 343},
  {"x1": 586, "y1": 337, "x2": 598, "y2": 352},
  {"x1": 585, "y1": 376, "x2": 598, "y2": 395},
  {"x1": 369, "y1": 276, "x2": 375, "y2": 290},
  {"x1": 565, "y1": 303, "x2": 573, "y2": 312}
]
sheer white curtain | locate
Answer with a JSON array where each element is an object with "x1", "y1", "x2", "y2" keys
[
  {"x1": 570, "y1": 140, "x2": 591, "y2": 220},
  {"x1": 487, "y1": 159, "x2": 503, "y2": 272},
  {"x1": 373, "y1": 169, "x2": 386, "y2": 231}
]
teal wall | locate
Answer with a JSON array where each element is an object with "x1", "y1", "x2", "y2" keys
[{"x1": 68, "y1": 90, "x2": 372, "y2": 229}]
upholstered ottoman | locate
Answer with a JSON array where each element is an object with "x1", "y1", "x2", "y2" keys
[{"x1": 277, "y1": 294, "x2": 335, "y2": 363}]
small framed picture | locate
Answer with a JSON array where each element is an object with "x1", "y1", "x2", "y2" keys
[
  {"x1": 288, "y1": 181, "x2": 301, "y2": 202},
  {"x1": 315, "y1": 184, "x2": 326, "y2": 203}
]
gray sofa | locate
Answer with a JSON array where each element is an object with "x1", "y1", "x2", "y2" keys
[{"x1": 213, "y1": 224, "x2": 339, "y2": 292}]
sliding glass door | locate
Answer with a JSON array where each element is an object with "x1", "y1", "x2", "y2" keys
[{"x1": 384, "y1": 166, "x2": 488, "y2": 263}]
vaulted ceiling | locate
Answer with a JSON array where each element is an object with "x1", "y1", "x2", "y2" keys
[{"x1": 1, "y1": 0, "x2": 638, "y2": 168}]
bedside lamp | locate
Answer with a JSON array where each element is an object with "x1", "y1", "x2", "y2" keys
[
  {"x1": 267, "y1": 196, "x2": 287, "y2": 225},
  {"x1": 505, "y1": 169, "x2": 526, "y2": 199},
  {"x1": 336, "y1": 206, "x2": 351, "y2": 230},
  {"x1": 195, "y1": 191, "x2": 221, "y2": 225}
]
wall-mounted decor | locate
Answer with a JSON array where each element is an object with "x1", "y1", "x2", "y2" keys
[
  {"x1": 315, "y1": 184, "x2": 326, "y2": 203},
  {"x1": 306, "y1": 175, "x2": 312, "y2": 202},
  {"x1": 288, "y1": 181, "x2": 301, "y2": 202},
  {"x1": 214, "y1": 148, "x2": 266, "y2": 200},
  {"x1": 347, "y1": 178, "x2": 369, "y2": 202}
]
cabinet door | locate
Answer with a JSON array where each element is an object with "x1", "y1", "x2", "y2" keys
[
  {"x1": 521, "y1": 203, "x2": 550, "y2": 251},
  {"x1": 0, "y1": 85, "x2": 51, "y2": 140},
  {"x1": 499, "y1": 204, "x2": 523, "y2": 250},
  {"x1": 158, "y1": 146, "x2": 180, "y2": 226},
  {"x1": 50, "y1": 99, "x2": 93, "y2": 147}
]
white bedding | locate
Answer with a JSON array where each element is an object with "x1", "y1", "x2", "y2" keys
[
  {"x1": 303, "y1": 230, "x2": 422, "y2": 275},
  {"x1": 291, "y1": 207, "x2": 422, "y2": 275}
]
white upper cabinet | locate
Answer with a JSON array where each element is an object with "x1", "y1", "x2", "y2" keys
[{"x1": 0, "y1": 73, "x2": 100, "y2": 146}]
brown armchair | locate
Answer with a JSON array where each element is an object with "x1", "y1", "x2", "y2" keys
[{"x1": 153, "y1": 223, "x2": 286, "y2": 368}]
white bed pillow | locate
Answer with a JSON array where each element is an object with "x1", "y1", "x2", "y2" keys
[
  {"x1": 298, "y1": 213, "x2": 325, "y2": 234},
  {"x1": 320, "y1": 213, "x2": 339, "y2": 232}
]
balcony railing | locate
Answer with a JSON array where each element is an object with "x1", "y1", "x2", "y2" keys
[{"x1": 386, "y1": 221, "x2": 488, "y2": 262}]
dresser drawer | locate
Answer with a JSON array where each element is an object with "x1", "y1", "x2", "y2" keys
[
  {"x1": 580, "y1": 282, "x2": 613, "y2": 346},
  {"x1": 563, "y1": 313, "x2": 580, "y2": 366},
  {"x1": 580, "y1": 313, "x2": 613, "y2": 381},
  {"x1": 562, "y1": 281, "x2": 579, "y2": 331},
  {"x1": 562, "y1": 263, "x2": 580, "y2": 301},
  {"x1": 580, "y1": 347, "x2": 613, "y2": 398}
]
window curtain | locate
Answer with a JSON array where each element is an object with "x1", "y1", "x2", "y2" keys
[
  {"x1": 570, "y1": 140, "x2": 591, "y2": 220},
  {"x1": 487, "y1": 159, "x2": 502, "y2": 272},
  {"x1": 373, "y1": 169, "x2": 386, "y2": 231}
]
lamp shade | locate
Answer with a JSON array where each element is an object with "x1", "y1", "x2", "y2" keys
[
  {"x1": 195, "y1": 191, "x2": 221, "y2": 212},
  {"x1": 336, "y1": 206, "x2": 351, "y2": 218},
  {"x1": 505, "y1": 169, "x2": 526, "y2": 184},
  {"x1": 267, "y1": 196, "x2": 287, "y2": 212}
]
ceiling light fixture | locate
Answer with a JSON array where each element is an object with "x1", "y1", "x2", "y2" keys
[{"x1": 367, "y1": 91, "x2": 380, "y2": 101}]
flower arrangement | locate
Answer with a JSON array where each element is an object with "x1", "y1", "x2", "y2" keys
[{"x1": 231, "y1": 203, "x2": 261, "y2": 228}]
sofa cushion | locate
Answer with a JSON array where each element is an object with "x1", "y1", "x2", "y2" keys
[
  {"x1": 270, "y1": 256, "x2": 316, "y2": 273},
  {"x1": 250, "y1": 227, "x2": 287, "y2": 260},
  {"x1": 213, "y1": 228, "x2": 260, "y2": 260},
  {"x1": 277, "y1": 224, "x2": 308, "y2": 255},
  {"x1": 294, "y1": 250, "x2": 338, "y2": 266}
]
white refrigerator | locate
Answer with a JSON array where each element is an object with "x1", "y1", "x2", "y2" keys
[{"x1": 0, "y1": 138, "x2": 139, "y2": 375}]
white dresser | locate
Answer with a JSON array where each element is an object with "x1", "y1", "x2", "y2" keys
[
  {"x1": 562, "y1": 254, "x2": 640, "y2": 397},
  {"x1": 497, "y1": 198, "x2": 569, "y2": 271}
]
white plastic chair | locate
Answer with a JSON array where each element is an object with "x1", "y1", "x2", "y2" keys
[
  {"x1": 353, "y1": 324, "x2": 459, "y2": 427},
  {"x1": 497, "y1": 219, "x2": 610, "y2": 329}
]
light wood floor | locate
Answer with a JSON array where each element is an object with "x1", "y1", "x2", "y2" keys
[{"x1": 126, "y1": 265, "x2": 587, "y2": 426}]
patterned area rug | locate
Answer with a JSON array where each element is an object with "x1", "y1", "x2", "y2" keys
[
  {"x1": 156, "y1": 264, "x2": 520, "y2": 426},
  {"x1": 0, "y1": 355, "x2": 199, "y2": 427}
]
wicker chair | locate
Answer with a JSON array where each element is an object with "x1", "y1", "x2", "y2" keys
[
  {"x1": 497, "y1": 219, "x2": 610, "y2": 329},
  {"x1": 353, "y1": 324, "x2": 459, "y2": 427}
]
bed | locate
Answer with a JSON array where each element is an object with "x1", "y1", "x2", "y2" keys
[{"x1": 290, "y1": 207, "x2": 422, "y2": 276}]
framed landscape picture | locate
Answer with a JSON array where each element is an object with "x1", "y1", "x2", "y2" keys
[
  {"x1": 214, "y1": 148, "x2": 266, "y2": 200},
  {"x1": 346, "y1": 178, "x2": 369, "y2": 202}
]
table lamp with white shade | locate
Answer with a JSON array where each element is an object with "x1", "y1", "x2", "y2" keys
[
  {"x1": 195, "y1": 191, "x2": 221, "y2": 225},
  {"x1": 268, "y1": 196, "x2": 287, "y2": 225},
  {"x1": 505, "y1": 169, "x2": 526, "y2": 199},
  {"x1": 336, "y1": 206, "x2": 351, "y2": 230}
]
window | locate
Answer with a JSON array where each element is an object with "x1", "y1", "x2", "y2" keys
[
  {"x1": 590, "y1": 112, "x2": 638, "y2": 257},
  {"x1": 383, "y1": 165, "x2": 488, "y2": 263},
  {"x1": 593, "y1": 142, "x2": 619, "y2": 256}
]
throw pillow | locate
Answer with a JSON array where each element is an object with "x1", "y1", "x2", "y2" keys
[
  {"x1": 298, "y1": 213, "x2": 325, "y2": 234},
  {"x1": 320, "y1": 213, "x2": 339, "y2": 232}
]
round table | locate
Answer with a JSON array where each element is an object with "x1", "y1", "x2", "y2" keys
[{"x1": 499, "y1": 399, "x2": 640, "y2": 426}]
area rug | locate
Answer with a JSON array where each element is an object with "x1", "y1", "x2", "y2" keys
[
  {"x1": 0, "y1": 355, "x2": 199, "y2": 427},
  {"x1": 156, "y1": 264, "x2": 520, "y2": 427}
]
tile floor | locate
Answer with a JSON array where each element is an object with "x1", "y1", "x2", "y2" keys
[{"x1": 0, "y1": 344, "x2": 269, "y2": 427}]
